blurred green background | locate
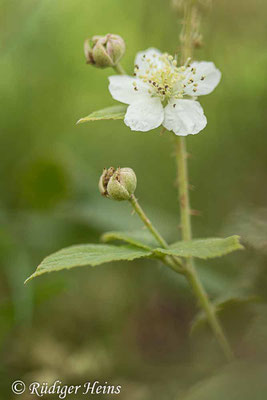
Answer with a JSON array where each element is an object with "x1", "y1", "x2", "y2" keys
[{"x1": 1, "y1": 0, "x2": 267, "y2": 399}]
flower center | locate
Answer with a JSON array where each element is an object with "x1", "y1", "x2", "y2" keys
[
  {"x1": 132, "y1": 52, "x2": 207, "y2": 105},
  {"x1": 134, "y1": 53, "x2": 187, "y2": 103}
]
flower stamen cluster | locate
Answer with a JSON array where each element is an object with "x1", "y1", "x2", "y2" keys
[
  {"x1": 133, "y1": 53, "x2": 208, "y2": 105},
  {"x1": 135, "y1": 53, "x2": 184, "y2": 102}
]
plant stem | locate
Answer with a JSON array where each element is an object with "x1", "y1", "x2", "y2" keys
[
  {"x1": 175, "y1": 137, "x2": 191, "y2": 241},
  {"x1": 181, "y1": 0, "x2": 194, "y2": 65},
  {"x1": 113, "y1": 62, "x2": 126, "y2": 75},
  {"x1": 129, "y1": 195, "x2": 184, "y2": 274},
  {"x1": 175, "y1": 136, "x2": 234, "y2": 362},
  {"x1": 129, "y1": 195, "x2": 168, "y2": 249},
  {"x1": 185, "y1": 266, "x2": 235, "y2": 361}
]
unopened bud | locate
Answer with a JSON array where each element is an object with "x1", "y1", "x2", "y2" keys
[
  {"x1": 84, "y1": 34, "x2": 125, "y2": 68},
  {"x1": 99, "y1": 167, "x2": 137, "y2": 201}
]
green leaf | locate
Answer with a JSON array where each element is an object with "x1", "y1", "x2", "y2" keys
[
  {"x1": 101, "y1": 230, "x2": 158, "y2": 250},
  {"x1": 77, "y1": 105, "x2": 127, "y2": 124},
  {"x1": 25, "y1": 244, "x2": 152, "y2": 283},
  {"x1": 155, "y1": 236, "x2": 243, "y2": 260}
]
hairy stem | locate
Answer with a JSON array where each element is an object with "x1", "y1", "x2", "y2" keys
[
  {"x1": 175, "y1": 137, "x2": 192, "y2": 241},
  {"x1": 129, "y1": 195, "x2": 184, "y2": 274},
  {"x1": 181, "y1": 0, "x2": 194, "y2": 64},
  {"x1": 129, "y1": 195, "x2": 168, "y2": 249},
  {"x1": 185, "y1": 266, "x2": 235, "y2": 361},
  {"x1": 113, "y1": 62, "x2": 126, "y2": 75}
]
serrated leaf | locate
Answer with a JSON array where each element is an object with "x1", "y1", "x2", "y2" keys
[
  {"x1": 190, "y1": 295, "x2": 260, "y2": 335},
  {"x1": 25, "y1": 244, "x2": 152, "y2": 283},
  {"x1": 101, "y1": 230, "x2": 158, "y2": 250},
  {"x1": 155, "y1": 236, "x2": 243, "y2": 260},
  {"x1": 77, "y1": 105, "x2": 127, "y2": 124}
]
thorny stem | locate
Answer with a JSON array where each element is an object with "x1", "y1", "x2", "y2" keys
[
  {"x1": 174, "y1": 0, "x2": 234, "y2": 361},
  {"x1": 185, "y1": 267, "x2": 235, "y2": 361},
  {"x1": 113, "y1": 62, "x2": 126, "y2": 75},
  {"x1": 180, "y1": 0, "x2": 194, "y2": 64},
  {"x1": 129, "y1": 195, "x2": 184, "y2": 274},
  {"x1": 175, "y1": 137, "x2": 192, "y2": 242}
]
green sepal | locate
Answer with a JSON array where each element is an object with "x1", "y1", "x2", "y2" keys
[{"x1": 77, "y1": 105, "x2": 127, "y2": 124}]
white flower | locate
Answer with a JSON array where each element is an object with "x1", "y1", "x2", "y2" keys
[{"x1": 108, "y1": 48, "x2": 221, "y2": 135}]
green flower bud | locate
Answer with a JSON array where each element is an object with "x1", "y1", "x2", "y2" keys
[
  {"x1": 84, "y1": 34, "x2": 126, "y2": 68},
  {"x1": 99, "y1": 167, "x2": 137, "y2": 201}
]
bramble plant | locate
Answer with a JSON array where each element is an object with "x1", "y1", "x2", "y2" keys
[{"x1": 26, "y1": 0, "x2": 246, "y2": 361}]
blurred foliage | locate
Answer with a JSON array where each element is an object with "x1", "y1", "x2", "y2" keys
[{"x1": 0, "y1": 0, "x2": 267, "y2": 398}]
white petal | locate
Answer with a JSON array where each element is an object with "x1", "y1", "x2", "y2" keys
[
  {"x1": 124, "y1": 97, "x2": 164, "y2": 132},
  {"x1": 163, "y1": 99, "x2": 207, "y2": 136},
  {"x1": 183, "y1": 61, "x2": 221, "y2": 96},
  {"x1": 108, "y1": 75, "x2": 149, "y2": 105},
  {"x1": 134, "y1": 48, "x2": 163, "y2": 77}
]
